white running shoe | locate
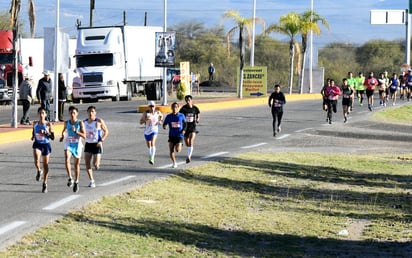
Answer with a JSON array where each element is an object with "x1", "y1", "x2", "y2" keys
[
  {"x1": 88, "y1": 180, "x2": 96, "y2": 188},
  {"x1": 172, "y1": 163, "x2": 178, "y2": 168}
]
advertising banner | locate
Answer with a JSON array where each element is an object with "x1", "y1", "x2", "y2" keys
[
  {"x1": 238, "y1": 66, "x2": 267, "y2": 97},
  {"x1": 155, "y1": 32, "x2": 176, "y2": 67},
  {"x1": 180, "y1": 61, "x2": 191, "y2": 95}
]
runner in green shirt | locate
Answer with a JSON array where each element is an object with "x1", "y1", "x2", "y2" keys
[
  {"x1": 347, "y1": 72, "x2": 357, "y2": 111},
  {"x1": 354, "y1": 72, "x2": 366, "y2": 106}
]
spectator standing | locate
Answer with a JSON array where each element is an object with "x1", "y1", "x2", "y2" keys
[
  {"x1": 19, "y1": 74, "x2": 33, "y2": 125},
  {"x1": 58, "y1": 73, "x2": 67, "y2": 121},
  {"x1": 36, "y1": 70, "x2": 52, "y2": 121},
  {"x1": 208, "y1": 63, "x2": 215, "y2": 81}
]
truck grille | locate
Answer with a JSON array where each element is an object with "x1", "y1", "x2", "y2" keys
[{"x1": 83, "y1": 73, "x2": 103, "y2": 83}]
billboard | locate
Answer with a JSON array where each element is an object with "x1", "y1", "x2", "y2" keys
[
  {"x1": 155, "y1": 32, "x2": 176, "y2": 67},
  {"x1": 238, "y1": 66, "x2": 267, "y2": 97}
]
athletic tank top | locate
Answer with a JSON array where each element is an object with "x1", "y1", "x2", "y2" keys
[
  {"x1": 66, "y1": 120, "x2": 81, "y2": 145},
  {"x1": 84, "y1": 119, "x2": 102, "y2": 143},
  {"x1": 33, "y1": 122, "x2": 50, "y2": 144},
  {"x1": 144, "y1": 111, "x2": 160, "y2": 135}
]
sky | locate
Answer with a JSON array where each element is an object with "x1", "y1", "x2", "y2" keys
[{"x1": 0, "y1": 0, "x2": 409, "y2": 47}]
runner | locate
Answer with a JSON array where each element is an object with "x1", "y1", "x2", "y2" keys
[
  {"x1": 325, "y1": 79, "x2": 342, "y2": 124},
  {"x1": 363, "y1": 72, "x2": 378, "y2": 111},
  {"x1": 378, "y1": 72, "x2": 387, "y2": 107},
  {"x1": 163, "y1": 102, "x2": 187, "y2": 168},
  {"x1": 268, "y1": 84, "x2": 286, "y2": 136},
  {"x1": 84, "y1": 106, "x2": 109, "y2": 188},
  {"x1": 140, "y1": 100, "x2": 163, "y2": 165},
  {"x1": 354, "y1": 72, "x2": 366, "y2": 106},
  {"x1": 179, "y1": 95, "x2": 200, "y2": 163},
  {"x1": 406, "y1": 69, "x2": 412, "y2": 101},
  {"x1": 59, "y1": 106, "x2": 86, "y2": 193},
  {"x1": 320, "y1": 78, "x2": 331, "y2": 121},
  {"x1": 341, "y1": 78, "x2": 355, "y2": 123},
  {"x1": 388, "y1": 73, "x2": 399, "y2": 105},
  {"x1": 31, "y1": 107, "x2": 55, "y2": 193},
  {"x1": 346, "y1": 72, "x2": 356, "y2": 112},
  {"x1": 399, "y1": 71, "x2": 406, "y2": 100}
]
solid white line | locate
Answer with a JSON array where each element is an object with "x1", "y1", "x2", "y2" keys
[
  {"x1": 241, "y1": 142, "x2": 268, "y2": 149},
  {"x1": 0, "y1": 221, "x2": 26, "y2": 235},
  {"x1": 295, "y1": 128, "x2": 313, "y2": 133},
  {"x1": 202, "y1": 152, "x2": 229, "y2": 159},
  {"x1": 158, "y1": 161, "x2": 186, "y2": 169},
  {"x1": 43, "y1": 195, "x2": 82, "y2": 211},
  {"x1": 276, "y1": 134, "x2": 290, "y2": 140},
  {"x1": 98, "y1": 175, "x2": 136, "y2": 187}
]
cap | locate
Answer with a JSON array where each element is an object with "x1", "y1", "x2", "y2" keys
[
  {"x1": 43, "y1": 70, "x2": 50, "y2": 76},
  {"x1": 147, "y1": 100, "x2": 155, "y2": 107}
]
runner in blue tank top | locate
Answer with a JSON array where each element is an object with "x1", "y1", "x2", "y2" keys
[{"x1": 31, "y1": 107, "x2": 55, "y2": 193}]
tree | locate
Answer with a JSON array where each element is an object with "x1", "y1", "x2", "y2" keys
[
  {"x1": 222, "y1": 10, "x2": 264, "y2": 98},
  {"x1": 266, "y1": 12, "x2": 301, "y2": 94},
  {"x1": 298, "y1": 10, "x2": 329, "y2": 93},
  {"x1": 9, "y1": 0, "x2": 36, "y2": 128}
]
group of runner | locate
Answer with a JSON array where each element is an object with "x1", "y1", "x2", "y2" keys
[
  {"x1": 321, "y1": 70, "x2": 411, "y2": 123},
  {"x1": 140, "y1": 95, "x2": 200, "y2": 169},
  {"x1": 32, "y1": 105, "x2": 109, "y2": 193}
]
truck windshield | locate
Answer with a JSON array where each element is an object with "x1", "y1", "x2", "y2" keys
[
  {"x1": 76, "y1": 53, "x2": 114, "y2": 67},
  {"x1": 0, "y1": 53, "x2": 14, "y2": 64}
]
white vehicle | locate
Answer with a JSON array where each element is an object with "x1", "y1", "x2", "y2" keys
[{"x1": 73, "y1": 25, "x2": 163, "y2": 103}]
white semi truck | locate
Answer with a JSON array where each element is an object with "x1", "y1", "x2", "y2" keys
[{"x1": 73, "y1": 25, "x2": 163, "y2": 102}]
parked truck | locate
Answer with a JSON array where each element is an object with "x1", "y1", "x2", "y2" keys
[
  {"x1": 0, "y1": 30, "x2": 25, "y2": 104},
  {"x1": 73, "y1": 25, "x2": 164, "y2": 103}
]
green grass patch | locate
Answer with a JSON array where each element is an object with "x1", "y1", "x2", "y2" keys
[
  {"x1": 372, "y1": 103, "x2": 412, "y2": 125},
  {"x1": 2, "y1": 152, "x2": 412, "y2": 257}
]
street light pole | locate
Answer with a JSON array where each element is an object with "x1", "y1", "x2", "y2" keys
[
  {"x1": 309, "y1": 0, "x2": 314, "y2": 93},
  {"x1": 162, "y1": 0, "x2": 168, "y2": 106},
  {"x1": 250, "y1": 0, "x2": 256, "y2": 67}
]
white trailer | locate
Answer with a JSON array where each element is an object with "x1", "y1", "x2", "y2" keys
[{"x1": 73, "y1": 25, "x2": 163, "y2": 102}]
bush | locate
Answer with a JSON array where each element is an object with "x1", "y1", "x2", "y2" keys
[{"x1": 176, "y1": 82, "x2": 186, "y2": 100}]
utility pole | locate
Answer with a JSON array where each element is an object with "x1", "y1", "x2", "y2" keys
[{"x1": 90, "y1": 0, "x2": 95, "y2": 27}]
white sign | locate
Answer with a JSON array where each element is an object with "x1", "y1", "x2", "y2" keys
[{"x1": 370, "y1": 10, "x2": 406, "y2": 25}]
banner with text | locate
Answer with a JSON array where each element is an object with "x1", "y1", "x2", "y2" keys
[{"x1": 237, "y1": 66, "x2": 267, "y2": 97}]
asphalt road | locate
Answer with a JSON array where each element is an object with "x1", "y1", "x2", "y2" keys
[{"x1": 0, "y1": 96, "x2": 411, "y2": 250}]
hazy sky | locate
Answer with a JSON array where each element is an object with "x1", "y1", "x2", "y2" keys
[{"x1": 1, "y1": 0, "x2": 409, "y2": 46}]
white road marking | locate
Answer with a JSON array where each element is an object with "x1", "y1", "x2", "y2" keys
[
  {"x1": 43, "y1": 195, "x2": 82, "y2": 211},
  {"x1": 98, "y1": 175, "x2": 136, "y2": 186},
  {"x1": 295, "y1": 128, "x2": 313, "y2": 133},
  {"x1": 158, "y1": 162, "x2": 186, "y2": 169},
  {"x1": 241, "y1": 143, "x2": 268, "y2": 149},
  {"x1": 0, "y1": 221, "x2": 26, "y2": 235},
  {"x1": 276, "y1": 134, "x2": 290, "y2": 140},
  {"x1": 202, "y1": 152, "x2": 229, "y2": 159}
]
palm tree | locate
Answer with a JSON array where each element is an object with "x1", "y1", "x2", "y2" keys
[
  {"x1": 9, "y1": 0, "x2": 36, "y2": 127},
  {"x1": 222, "y1": 10, "x2": 264, "y2": 99},
  {"x1": 266, "y1": 12, "x2": 301, "y2": 94},
  {"x1": 298, "y1": 10, "x2": 329, "y2": 93}
]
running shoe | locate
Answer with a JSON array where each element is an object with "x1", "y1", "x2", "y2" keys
[
  {"x1": 277, "y1": 125, "x2": 281, "y2": 133},
  {"x1": 149, "y1": 158, "x2": 154, "y2": 165},
  {"x1": 73, "y1": 182, "x2": 79, "y2": 193},
  {"x1": 186, "y1": 157, "x2": 191, "y2": 163},
  {"x1": 42, "y1": 183, "x2": 47, "y2": 193},
  {"x1": 273, "y1": 132, "x2": 277, "y2": 137},
  {"x1": 172, "y1": 163, "x2": 178, "y2": 168},
  {"x1": 88, "y1": 180, "x2": 96, "y2": 188},
  {"x1": 344, "y1": 117, "x2": 347, "y2": 123},
  {"x1": 67, "y1": 178, "x2": 74, "y2": 187},
  {"x1": 36, "y1": 170, "x2": 43, "y2": 182}
]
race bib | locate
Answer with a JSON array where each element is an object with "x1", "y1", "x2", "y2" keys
[{"x1": 171, "y1": 121, "x2": 181, "y2": 128}]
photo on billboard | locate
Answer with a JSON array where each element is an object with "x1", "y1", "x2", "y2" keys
[{"x1": 155, "y1": 32, "x2": 176, "y2": 67}]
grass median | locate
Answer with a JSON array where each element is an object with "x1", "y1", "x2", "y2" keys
[{"x1": 2, "y1": 106, "x2": 412, "y2": 257}]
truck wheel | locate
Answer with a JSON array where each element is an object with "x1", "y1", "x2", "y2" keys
[{"x1": 112, "y1": 89, "x2": 120, "y2": 102}]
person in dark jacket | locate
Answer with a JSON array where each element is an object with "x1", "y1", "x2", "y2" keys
[
  {"x1": 36, "y1": 70, "x2": 52, "y2": 121},
  {"x1": 58, "y1": 73, "x2": 67, "y2": 121},
  {"x1": 19, "y1": 74, "x2": 33, "y2": 125},
  {"x1": 268, "y1": 84, "x2": 286, "y2": 137}
]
